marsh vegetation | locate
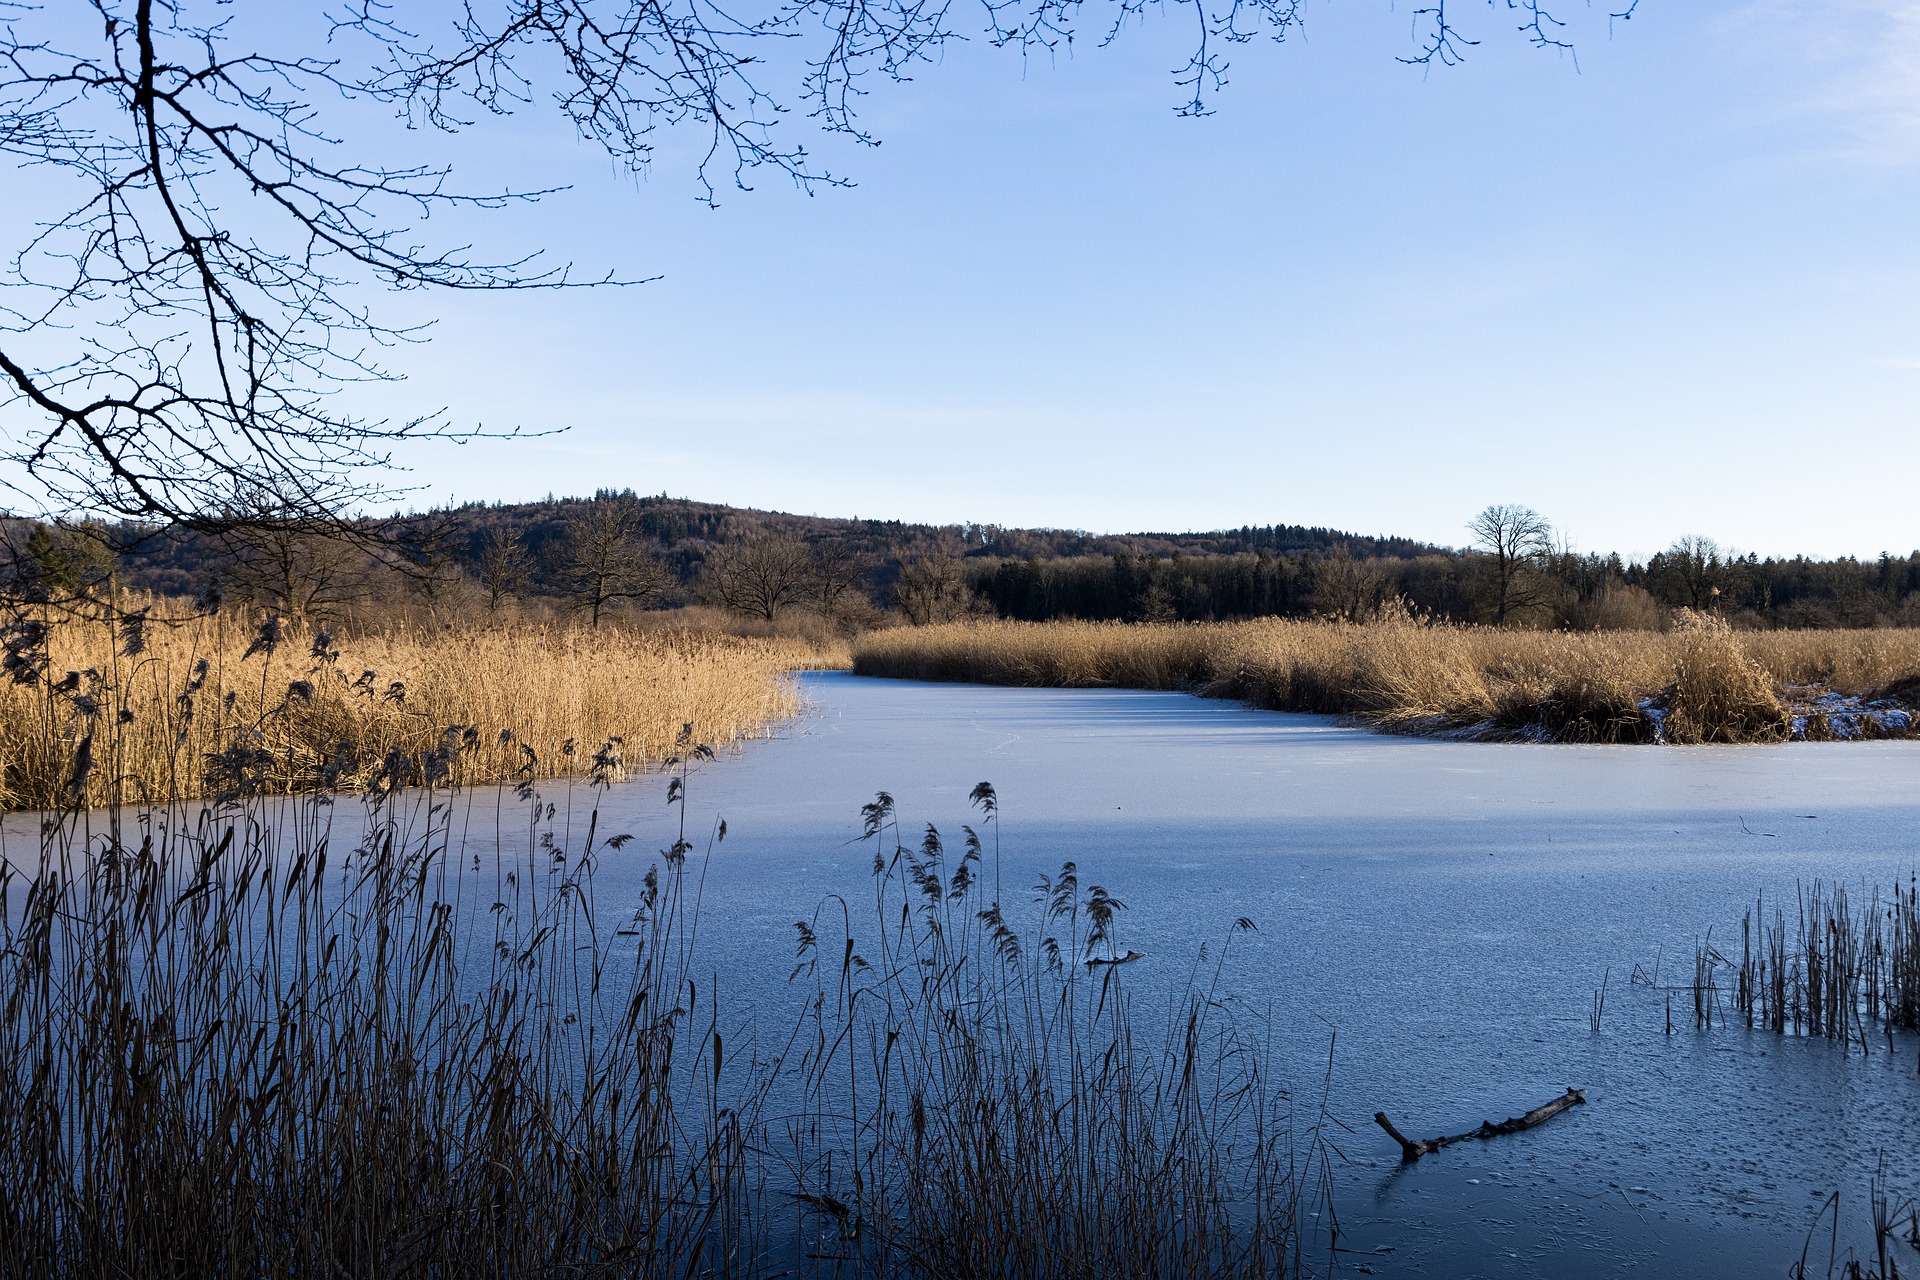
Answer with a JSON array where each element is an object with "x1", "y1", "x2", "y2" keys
[
  {"x1": 0, "y1": 767, "x2": 1328, "y2": 1277},
  {"x1": 1669, "y1": 880, "x2": 1920, "y2": 1278},
  {"x1": 1667, "y1": 878, "x2": 1920, "y2": 1045},
  {"x1": 0, "y1": 617, "x2": 1328, "y2": 1277},
  {"x1": 853, "y1": 612, "x2": 1920, "y2": 744},
  {"x1": 0, "y1": 603, "x2": 840, "y2": 812}
]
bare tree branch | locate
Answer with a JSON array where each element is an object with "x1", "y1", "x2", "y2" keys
[
  {"x1": 1, "y1": 0, "x2": 1621, "y2": 537},
  {"x1": 702, "y1": 531, "x2": 812, "y2": 620}
]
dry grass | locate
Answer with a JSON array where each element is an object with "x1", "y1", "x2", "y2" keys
[
  {"x1": 0, "y1": 604, "x2": 830, "y2": 810},
  {"x1": 1742, "y1": 628, "x2": 1920, "y2": 694},
  {"x1": 853, "y1": 612, "x2": 1920, "y2": 744},
  {"x1": 628, "y1": 604, "x2": 861, "y2": 660}
]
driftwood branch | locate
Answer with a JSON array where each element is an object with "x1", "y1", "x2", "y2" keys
[{"x1": 1373, "y1": 1087, "x2": 1586, "y2": 1162}]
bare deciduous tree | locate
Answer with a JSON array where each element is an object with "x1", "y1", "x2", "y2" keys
[
  {"x1": 703, "y1": 534, "x2": 814, "y2": 621},
  {"x1": 219, "y1": 518, "x2": 365, "y2": 623},
  {"x1": 895, "y1": 553, "x2": 974, "y2": 625},
  {"x1": 384, "y1": 515, "x2": 465, "y2": 612},
  {"x1": 812, "y1": 539, "x2": 870, "y2": 623},
  {"x1": 1134, "y1": 581, "x2": 1180, "y2": 625},
  {"x1": 561, "y1": 499, "x2": 668, "y2": 626},
  {"x1": 1656, "y1": 535, "x2": 1729, "y2": 611},
  {"x1": 1469, "y1": 504, "x2": 1553, "y2": 626},
  {"x1": 479, "y1": 527, "x2": 533, "y2": 613},
  {"x1": 1309, "y1": 547, "x2": 1390, "y2": 622}
]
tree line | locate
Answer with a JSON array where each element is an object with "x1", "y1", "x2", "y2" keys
[
  {"x1": 5, "y1": 495, "x2": 1917, "y2": 631},
  {"x1": 972, "y1": 512, "x2": 1920, "y2": 630}
]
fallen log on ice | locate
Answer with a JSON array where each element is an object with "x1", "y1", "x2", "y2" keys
[{"x1": 1373, "y1": 1087, "x2": 1586, "y2": 1163}]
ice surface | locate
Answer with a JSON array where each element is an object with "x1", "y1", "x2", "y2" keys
[
  {"x1": 18, "y1": 672, "x2": 1913, "y2": 1277},
  {"x1": 630, "y1": 673, "x2": 1920, "y2": 1278}
]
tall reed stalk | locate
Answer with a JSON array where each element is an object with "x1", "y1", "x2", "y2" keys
[
  {"x1": 778, "y1": 788, "x2": 1330, "y2": 1276},
  {"x1": 1681, "y1": 879, "x2": 1920, "y2": 1050}
]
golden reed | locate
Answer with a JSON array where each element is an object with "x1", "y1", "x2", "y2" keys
[
  {"x1": 0, "y1": 605, "x2": 844, "y2": 810},
  {"x1": 853, "y1": 611, "x2": 1920, "y2": 744}
]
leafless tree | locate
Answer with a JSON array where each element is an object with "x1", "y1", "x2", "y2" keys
[
  {"x1": 1133, "y1": 581, "x2": 1180, "y2": 624},
  {"x1": 383, "y1": 514, "x2": 465, "y2": 610},
  {"x1": 703, "y1": 534, "x2": 813, "y2": 621},
  {"x1": 1310, "y1": 547, "x2": 1390, "y2": 622},
  {"x1": 812, "y1": 539, "x2": 870, "y2": 622},
  {"x1": 895, "y1": 553, "x2": 974, "y2": 625},
  {"x1": 561, "y1": 498, "x2": 668, "y2": 626},
  {"x1": 0, "y1": 3, "x2": 1606, "y2": 534},
  {"x1": 1469, "y1": 504, "x2": 1553, "y2": 626},
  {"x1": 1656, "y1": 535, "x2": 1728, "y2": 611},
  {"x1": 218, "y1": 516, "x2": 366, "y2": 623},
  {"x1": 479, "y1": 527, "x2": 532, "y2": 612}
]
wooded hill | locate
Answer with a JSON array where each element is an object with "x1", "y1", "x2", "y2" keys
[{"x1": 6, "y1": 492, "x2": 1918, "y2": 631}]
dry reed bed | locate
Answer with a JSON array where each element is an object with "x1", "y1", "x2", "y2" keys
[
  {"x1": 0, "y1": 609, "x2": 821, "y2": 810},
  {"x1": 853, "y1": 615, "x2": 1920, "y2": 744}
]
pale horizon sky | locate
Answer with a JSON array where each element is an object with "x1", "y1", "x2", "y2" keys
[{"x1": 16, "y1": 1, "x2": 1920, "y2": 563}]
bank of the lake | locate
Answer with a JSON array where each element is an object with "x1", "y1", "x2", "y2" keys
[
  {"x1": 0, "y1": 606, "x2": 839, "y2": 811},
  {"x1": 853, "y1": 615, "x2": 1920, "y2": 745}
]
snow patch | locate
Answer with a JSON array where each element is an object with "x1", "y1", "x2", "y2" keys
[
  {"x1": 1782, "y1": 684, "x2": 1917, "y2": 741},
  {"x1": 1635, "y1": 697, "x2": 1670, "y2": 745}
]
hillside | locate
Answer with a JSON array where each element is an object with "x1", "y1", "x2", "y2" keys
[{"x1": 5, "y1": 493, "x2": 1917, "y2": 631}]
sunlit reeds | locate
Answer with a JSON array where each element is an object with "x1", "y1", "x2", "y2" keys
[
  {"x1": 853, "y1": 611, "x2": 1920, "y2": 744},
  {"x1": 0, "y1": 603, "x2": 822, "y2": 810}
]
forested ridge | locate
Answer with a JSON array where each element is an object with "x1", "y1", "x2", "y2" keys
[{"x1": 7, "y1": 491, "x2": 1917, "y2": 630}]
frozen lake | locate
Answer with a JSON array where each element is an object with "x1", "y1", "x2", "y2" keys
[
  {"x1": 579, "y1": 671, "x2": 1920, "y2": 1278},
  {"x1": 17, "y1": 669, "x2": 1911, "y2": 1276}
]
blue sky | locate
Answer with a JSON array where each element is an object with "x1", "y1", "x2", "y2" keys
[{"x1": 140, "y1": 4, "x2": 1920, "y2": 557}]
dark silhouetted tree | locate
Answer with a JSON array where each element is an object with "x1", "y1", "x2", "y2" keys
[
  {"x1": 703, "y1": 535, "x2": 814, "y2": 621},
  {"x1": 895, "y1": 553, "x2": 974, "y2": 625},
  {"x1": 561, "y1": 499, "x2": 668, "y2": 626},
  {"x1": 1653, "y1": 535, "x2": 1728, "y2": 611},
  {"x1": 479, "y1": 527, "x2": 533, "y2": 612},
  {"x1": 1309, "y1": 547, "x2": 1390, "y2": 622},
  {"x1": 812, "y1": 540, "x2": 870, "y2": 623},
  {"x1": 1469, "y1": 504, "x2": 1553, "y2": 625},
  {"x1": 218, "y1": 519, "x2": 365, "y2": 623}
]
